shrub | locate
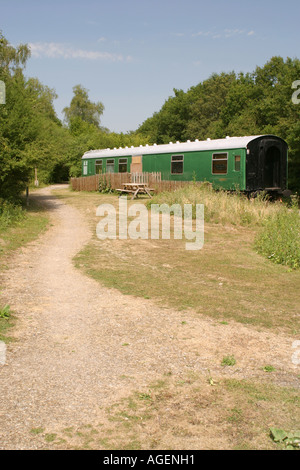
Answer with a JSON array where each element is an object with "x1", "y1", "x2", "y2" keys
[
  {"x1": 0, "y1": 199, "x2": 25, "y2": 230},
  {"x1": 254, "y1": 198, "x2": 300, "y2": 269}
]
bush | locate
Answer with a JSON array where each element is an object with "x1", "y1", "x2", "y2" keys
[
  {"x1": 0, "y1": 199, "x2": 25, "y2": 230},
  {"x1": 254, "y1": 197, "x2": 300, "y2": 269}
]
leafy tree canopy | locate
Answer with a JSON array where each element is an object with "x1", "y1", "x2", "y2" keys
[
  {"x1": 136, "y1": 56, "x2": 300, "y2": 191},
  {"x1": 63, "y1": 84, "x2": 104, "y2": 129}
]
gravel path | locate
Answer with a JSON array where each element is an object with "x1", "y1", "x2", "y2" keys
[{"x1": 0, "y1": 185, "x2": 298, "y2": 449}]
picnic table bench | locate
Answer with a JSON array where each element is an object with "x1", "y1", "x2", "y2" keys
[{"x1": 116, "y1": 182, "x2": 154, "y2": 199}]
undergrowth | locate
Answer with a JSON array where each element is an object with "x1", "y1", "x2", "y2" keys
[
  {"x1": 255, "y1": 197, "x2": 300, "y2": 269},
  {"x1": 0, "y1": 199, "x2": 25, "y2": 229}
]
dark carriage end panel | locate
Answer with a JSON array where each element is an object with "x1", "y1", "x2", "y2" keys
[{"x1": 246, "y1": 135, "x2": 288, "y2": 193}]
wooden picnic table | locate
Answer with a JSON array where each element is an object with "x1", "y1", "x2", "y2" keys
[{"x1": 116, "y1": 182, "x2": 154, "y2": 199}]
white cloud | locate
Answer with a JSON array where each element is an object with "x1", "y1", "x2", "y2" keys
[
  {"x1": 192, "y1": 31, "x2": 212, "y2": 37},
  {"x1": 224, "y1": 29, "x2": 245, "y2": 37},
  {"x1": 29, "y1": 42, "x2": 130, "y2": 62},
  {"x1": 192, "y1": 29, "x2": 255, "y2": 39}
]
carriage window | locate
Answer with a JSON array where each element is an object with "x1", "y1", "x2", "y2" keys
[
  {"x1": 212, "y1": 153, "x2": 228, "y2": 174},
  {"x1": 83, "y1": 161, "x2": 88, "y2": 175},
  {"x1": 171, "y1": 155, "x2": 184, "y2": 174},
  {"x1": 235, "y1": 155, "x2": 241, "y2": 171},
  {"x1": 119, "y1": 158, "x2": 128, "y2": 173},
  {"x1": 95, "y1": 160, "x2": 103, "y2": 174},
  {"x1": 106, "y1": 159, "x2": 114, "y2": 173}
]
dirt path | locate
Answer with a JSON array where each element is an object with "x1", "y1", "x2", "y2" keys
[{"x1": 0, "y1": 185, "x2": 298, "y2": 449}]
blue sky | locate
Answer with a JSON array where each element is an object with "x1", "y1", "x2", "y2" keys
[{"x1": 1, "y1": 0, "x2": 300, "y2": 132}]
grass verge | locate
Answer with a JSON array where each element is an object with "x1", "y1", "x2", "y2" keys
[
  {"x1": 0, "y1": 196, "x2": 49, "y2": 342},
  {"x1": 0, "y1": 197, "x2": 49, "y2": 263},
  {"x1": 0, "y1": 306, "x2": 15, "y2": 343}
]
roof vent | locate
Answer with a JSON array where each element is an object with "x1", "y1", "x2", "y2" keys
[
  {"x1": 153, "y1": 143, "x2": 157, "y2": 146},
  {"x1": 195, "y1": 139, "x2": 199, "y2": 142},
  {"x1": 207, "y1": 138, "x2": 211, "y2": 141},
  {"x1": 176, "y1": 141, "x2": 180, "y2": 144},
  {"x1": 226, "y1": 136, "x2": 230, "y2": 139},
  {"x1": 187, "y1": 140, "x2": 190, "y2": 143}
]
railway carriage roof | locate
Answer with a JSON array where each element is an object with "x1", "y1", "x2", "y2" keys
[{"x1": 82, "y1": 135, "x2": 283, "y2": 159}]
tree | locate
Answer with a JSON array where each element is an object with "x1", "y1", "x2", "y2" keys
[
  {"x1": 0, "y1": 32, "x2": 33, "y2": 199},
  {"x1": 136, "y1": 57, "x2": 300, "y2": 191},
  {"x1": 137, "y1": 88, "x2": 191, "y2": 144},
  {"x1": 185, "y1": 72, "x2": 237, "y2": 140},
  {"x1": 0, "y1": 31, "x2": 73, "y2": 197},
  {"x1": 0, "y1": 31, "x2": 30, "y2": 72},
  {"x1": 63, "y1": 85, "x2": 104, "y2": 129}
]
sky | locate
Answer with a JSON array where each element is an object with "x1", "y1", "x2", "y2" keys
[{"x1": 1, "y1": 0, "x2": 300, "y2": 133}]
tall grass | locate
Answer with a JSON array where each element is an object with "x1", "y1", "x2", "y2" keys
[
  {"x1": 148, "y1": 183, "x2": 300, "y2": 269},
  {"x1": 148, "y1": 183, "x2": 287, "y2": 227},
  {"x1": 255, "y1": 198, "x2": 300, "y2": 269}
]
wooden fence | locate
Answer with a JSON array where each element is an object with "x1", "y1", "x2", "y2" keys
[
  {"x1": 71, "y1": 172, "x2": 166, "y2": 192},
  {"x1": 131, "y1": 172, "x2": 161, "y2": 184}
]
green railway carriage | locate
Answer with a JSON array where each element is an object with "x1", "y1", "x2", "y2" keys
[{"x1": 81, "y1": 135, "x2": 289, "y2": 194}]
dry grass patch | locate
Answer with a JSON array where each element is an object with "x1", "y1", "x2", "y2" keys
[{"x1": 28, "y1": 371, "x2": 299, "y2": 450}]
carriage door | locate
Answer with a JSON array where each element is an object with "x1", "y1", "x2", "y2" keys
[
  {"x1": 130, "y1": 155, "x2": 142, "y2": 173},
  {"x1": 263, "y1": 145, "x2": 281, "y2": 188}
]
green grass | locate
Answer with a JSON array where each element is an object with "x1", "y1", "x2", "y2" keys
[
  {"x1": 0, "y1": 304, "x2": 11, "y2": 318},
  {"x1": 255, "y1": 199, "x2": 300, "y2": 270},
  {"x1": 263, "y1": 365, "x2": 276, "y2": 373},
  {"x1": 0, "y1": 312, "x2": 15, "y2": 343},
  {"x1": 30, "y1": 427, "x2": 45, "y2": 435},
  {"x1": 221, "y1": 355, "x2": 236, "y2": 366},
  {"x1": 0, "y1": 197, "x2": 49, "y2": 262},
  {"x1": 0, "y1": 304, "x2": 14, "y2": 342}
]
